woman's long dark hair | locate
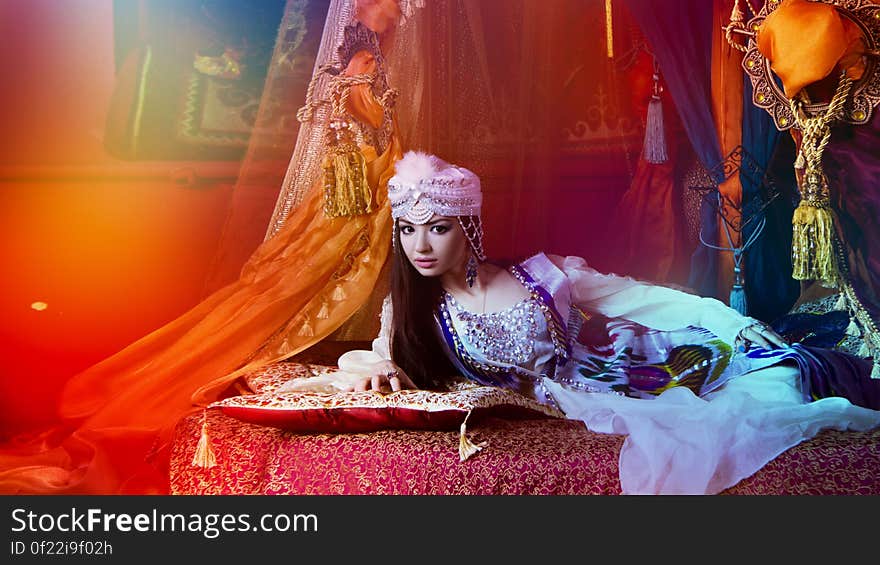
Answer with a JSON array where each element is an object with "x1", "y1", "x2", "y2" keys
[{"x1": 390, "y1": 219, "x2": 461, "y2": 389}]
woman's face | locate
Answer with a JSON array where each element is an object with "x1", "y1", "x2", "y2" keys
[{"x1": 398, "y1": 214, "x2": 469, "y2": 277}]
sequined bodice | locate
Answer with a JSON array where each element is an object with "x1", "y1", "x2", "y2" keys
[{"x1": 444, "y1": 292, "x2": 543, "y2": 365}]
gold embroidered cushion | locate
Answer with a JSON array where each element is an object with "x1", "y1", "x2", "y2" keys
[
  {"x1": 211, "y1": 382, "x2": 564, "y2": 434},
  {"x1": 214, "y1": 362, "x2": 565, "y2": 461},
  {"x1": 243, "y1": 361, "x2": 326, "y2": 394}
]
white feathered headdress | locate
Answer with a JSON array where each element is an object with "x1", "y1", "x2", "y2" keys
[{"x1": 387, "y1": 151, "x2": 482, "y2": 225}]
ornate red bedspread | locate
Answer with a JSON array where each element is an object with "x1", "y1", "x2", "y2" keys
[{"x1": 169, "y1": 409, "x2": 880, "y2": 495}]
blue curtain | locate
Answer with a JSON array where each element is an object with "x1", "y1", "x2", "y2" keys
[
  {"x1": 623, "y1": 0, "x2": 722, "y2": 296},
  {"x1": 741, "y1": 78, "x2": 800, "y2": 321}
]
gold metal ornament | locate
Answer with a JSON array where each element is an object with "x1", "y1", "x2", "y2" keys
[{"x1": 741, "y1": 0, "x2": 880, "y2": 131}]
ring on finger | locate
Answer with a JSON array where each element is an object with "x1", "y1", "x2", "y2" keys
[{"x1": 385, "y1": 370, "x2": 399, "y2": 380}]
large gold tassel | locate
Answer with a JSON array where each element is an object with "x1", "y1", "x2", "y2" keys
[
  {"x1": 191, "y1": 410, "x2": 217, "y2": 468},
  {"x1": 322, "y1": 145, "x2": 372, "y2": 218},
  {"x1": 788, "y1": 74, "x2": 852, "y2": 287},
  {"x1": 790, "y1": 172, "x2": 837, "y2": 286},
  {"x1": 320, "y1": 72, "x2": 376, "y2": 218}
]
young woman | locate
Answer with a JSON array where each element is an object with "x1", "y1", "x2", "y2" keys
[{"x1": 282, "y1": 150, "x2": 880, "y2": 494}]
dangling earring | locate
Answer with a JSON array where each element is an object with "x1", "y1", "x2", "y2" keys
[{"x1": 466, "y1": 254, "x2": 479, "y2": 288}]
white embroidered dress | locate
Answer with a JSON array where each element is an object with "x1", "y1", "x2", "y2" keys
[{"x1": 338, "y1": 253, "x2": 880, "y2": 494}]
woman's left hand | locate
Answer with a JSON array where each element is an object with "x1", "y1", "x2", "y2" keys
[{"x1": 735, "y1": 320, "x2": 788, "y2": 352}]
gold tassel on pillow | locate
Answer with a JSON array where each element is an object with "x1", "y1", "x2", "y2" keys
[
  {"x1": 191, "y1": 410, "x2": 217, "y2": 468},
  {"x1": 458, "y1": 411, "x2": 488, "y2": 462},
  {"x1": 788, "y1": 73, "x2": 852, "y2": 287}
]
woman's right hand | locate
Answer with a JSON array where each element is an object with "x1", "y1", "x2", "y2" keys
[
  {"x1": 348, "y1": 360, "x2": 417, "y2": 393},
  {"x1": 276, "y1": 361, "x2": 417, "y2": 394}
]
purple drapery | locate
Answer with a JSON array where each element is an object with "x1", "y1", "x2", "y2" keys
[
  {"x1": 622, "y1": 0, "x2": 721, "y2": 296},
  {"x1": 791, "y1": 344, "x2": 880, "y2": 410},
  {"x1": 823, "y1": 111, "x2": 880, "y2": 327}
]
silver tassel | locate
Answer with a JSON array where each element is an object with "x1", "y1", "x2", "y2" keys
[{"x1": 643, "y1": 58, "x2": 668, "y2": 164}]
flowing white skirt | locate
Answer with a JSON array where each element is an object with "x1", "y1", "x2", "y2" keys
[{"x1": 542, "y1": 365, "x2": 880, "y2": 495}]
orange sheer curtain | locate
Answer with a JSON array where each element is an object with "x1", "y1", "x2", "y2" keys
[{"x1": 0, "y1": 5, "x2": 403, "y2": 494}]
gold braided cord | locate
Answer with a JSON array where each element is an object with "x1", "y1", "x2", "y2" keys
[
  {"x1": 787, "y1": 73, "x2": 853, "y2": 286},
  {"x1": 789, "y1": 74, "x2": 852, "y2": 173},
  {"x1": 298, "y1": 70, "x2": 398, "y2": 125},
  {"x1": 295, "y1": 70, "x2": 378, "y2": 125},
  {"x1": 723, "y1": 0, "x2": 751, "y2": 53},
  {"x1": 327, "y1": 73, "x2": 376, "y2": 115},
  {"x1": 378, "y1": 86, "x2": 399, "y2": 109},
  {"x1": 295, "y1": 62, "x2": 339, "y2": 123},
  {"x1": 724, "y1": 26, "x2": 750, "y2": 54}
]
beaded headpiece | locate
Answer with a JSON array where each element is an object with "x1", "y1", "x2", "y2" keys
[{"x1": 388, "y1": 151, "x2": 485, "y2": 260}]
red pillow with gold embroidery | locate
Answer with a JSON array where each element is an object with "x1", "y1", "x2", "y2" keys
[
  {"x1": 213, "y1": 383, "x2": 562, "y2": 433},
  {"x1": 208, "y1": 362, "x2": 564, "y2": 462}
]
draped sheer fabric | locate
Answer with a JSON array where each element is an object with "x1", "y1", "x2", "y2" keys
[
  {"x1": 0, "y1": 2, "x2": 403, "y2": 493},
  {"x1": 545, "y1": 366, "x2": 880, "y2": 494},
  {"x1": 381, "y1": 0, "x2": 645, "y2": 267}
]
